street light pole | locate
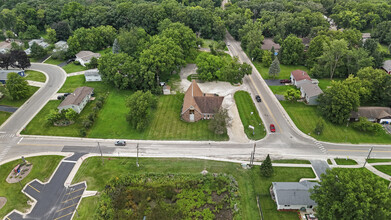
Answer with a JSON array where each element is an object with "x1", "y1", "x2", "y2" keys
[
  {"x1": 363, "y1": 146, "x2": 374, "y2": 167},
  {"x1": 98, "y1": 142, "x2": 104, "y2": 165}
]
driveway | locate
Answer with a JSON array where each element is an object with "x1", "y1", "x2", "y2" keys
[
  {"x1": 310, "y1": 160, "x2": 330, "y2": 179},
  {"x1": 0, "y1": 105, "x2": 18, "y2": 113},
  {"x1": 383, "y1": 124, "x2": 391, "y2": 134},
  {"x1": 264, "y1": 79, "x2": 283, "y2": 86}
]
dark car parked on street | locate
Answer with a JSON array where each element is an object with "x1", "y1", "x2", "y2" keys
[{"x1": 255, "y1": 95, "x2": 262, "y2": 102}]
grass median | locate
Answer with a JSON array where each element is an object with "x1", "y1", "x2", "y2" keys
[
  {"x1": 0, "y1": 156, "x2": 64, "y2": 218},
  {"x1": 334, "y1": 158, "x2": 358, "y2": 165},
  {"x1": 234, "y1": 91, "x2": 266, "y2": 140},
  {"x1": 25, "y1": 70, "x2": 46, "y2": 83},
  {"x1": 73, "y1": 157, "x2": 315, "y2": 220}
]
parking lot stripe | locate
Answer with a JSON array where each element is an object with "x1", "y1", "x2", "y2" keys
[
  {"x1": 66, "y1": 187, "x2": 85, "y2": 195},
  {"x1": 54, "y1": 212, "x2": 73, "y2": 220},
  {"x1": 6, "y1": 217, "x2": 11, "y2": 220},
  {"x1": 56, "y1": 203, "x2": 77, "y2": 213},
  {"x1": 28, "y1": 184, "x2": 40, "y2": 193},
  {"x1": 61, "y1": 195, "x2": 82, "y2": 203}
]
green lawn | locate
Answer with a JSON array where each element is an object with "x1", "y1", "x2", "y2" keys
[
  {"x1": 281, "y1": 101, "x2": 391, "y2": 144},
  {"x1": 0, "y1": 111, "x2": 12, "y2": 126},
  {"x1": 234, "y1": 91, "x2": 266, "y2": 140},
  {"x1": 0, "y1": 156, "x2": 64, "y2": 218},
  {"x1": 334, "y1": 158, "x2": 358, "y2": 165},
  {"x1": 272, "y1": 159, "x2": 311, "y2": 164},
  {"x1": 367, "y1": 159, "x2": 391, "y2": 163},
  {"x1": 254, "y1": 61, "x2": 309, "y2": 80},
  {"x1": 25, "y1": 70, "x2": 46, "y2": 83},
  {"x1": 96, "y1": 47, "x2": 112, "y2": 55},
  {"x1": 0, "y1": 86, "x2": 39, "y2": 107},
  {"x1": 44, "y1": 57, "x2": 64, "y2": 65},
  {"x1": 373, "y1": 165, "x2": 391, "y2": 176},
  {"x1": 62, "y1": 62, "x2": 88, "y2": 73},
  {"x1": 269, "y1": 85, "x2": 297, "y2": 95},
  {"x1": 317, "y1": 79, "x2": 342, "y2": 91},
  {"x1": 73, "y1": 157, "x2": 315, "y2": 220}
]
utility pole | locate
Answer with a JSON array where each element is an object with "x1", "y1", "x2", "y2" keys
[
  {"x1": 136, "y1": 143, "x2": 139, "y2": 167},
  {"x1": 98, "y1": 142, "x2": 104, "y2": 165},
  {"x1": 363, "y1": 146, "x2": 374, "y2": 167},
  {"x1": 250, "y1": 143, "x2": 256, "y2": 166}
]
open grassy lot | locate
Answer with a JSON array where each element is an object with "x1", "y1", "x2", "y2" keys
[
  {"x1": 272, "y1": 159, "x2": 311, "y2": 164},
  {"x1": 373, "y1": 165, "x2": 391, "y2": 176},
  {"x1": 73, "y1": 157, "x2": 316, "y2": 220},
  {"x1": 269, "y1": 85, "x2": 297, "y2": 95},
  {"x1": 367, "y1": 159, "x2": 391, "y2": 163},
  {"x1": 62, "y1": 62, "x2": 88, "y2": 73},
  {"x1": 253, "y1": 61, "x2": 309, "y2": 80},
  {"x1": 0, "y1": 111, "x2": 12, "y2": 126},
  {"x1": 25, "y1": 70, "x2": 46, "y2": 83},
  {"x1": 334, "y1": 158, "x2": 358, "y2": 165},
  {"x1": 43, "y1": 57, "x2": 64, "y2": 65},
  {"x1": 281, "y1": 101, "x2": 391, "y2": 144},
  {"x1": 234, "y1": 91, "x2": 266, "y2": 140},
  {"x1": 0, "y1": 156, "x2": 64, "y2": 218},
  {"x1": 0, "y1": 86, "x2": 39, "y2": 107}
]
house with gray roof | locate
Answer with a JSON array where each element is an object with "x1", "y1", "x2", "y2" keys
[
  {"x1": 84, "y1": 69, "x2": 101, "y2": 82},
  {"x1": 271, "y1": 181, "x2": 318, "y2": 211},
  {"x1": 350, "y1": 106, "x2": 391, "y2": 124},
  {"x1": 383, "y1": 60, "x2": 391, "y2": 74},
  {"x1": 261, "y1": 38, "x2": 281, "y2": 52},
  {"x1": 57, "y1": 87, "x2": 94, "y2": 114},
  {"x1": 299, "y1": 81, "x2": 323, "y2": 105},
  {"x1": 75, "y1": 51, "x2": 101, "y2": 67},
  {"x1": 53, "y1": 41, "x2": 68, "y2": 52}
]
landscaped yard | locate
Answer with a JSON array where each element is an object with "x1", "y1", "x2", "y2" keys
[
  {"x1": 272, "y1": 159, "x2": 311, "y2": 164},
  {"x1": 0, "y1": 111, "x2": 12, "y2": 126},
  {"x1": 269, "y1": 85, "x2": 297, "y2": 95},
  {"x1": 25, "y1": 70, "x2": 46, "y2": 83},
  {"x1": 72, "y1": 157, "x2": 316, "y2": 220},
  {"x1": 281, "y1": 101, "x2": 391, "y2": 144},
  {"x1": 253, "y1": 61, "x2": 309, "y2": 80},
  {"x1": 367, "y1": 159, "x2": 391, "y2": 163},
  {"x1": 44, "y1": 57, "x2": 64, "y2": 65},
  {"x1": 0, "y1": 86, "x2": 39, "y2": 107},
  {"x1": 334, "y1": 158, "x2": 358, "y2": 165},
  {"x1": 234, "y1": 91, "x2": 266, "y2": 140},
  {"x1": 373, "y1": 165, "x2": 391, "y2": 176},
  {"x1": 0, "y1": 156, "x2": 64, "y2": 218},
  {"x1": 62, "y1": 62, "x2": 88, "y2": 73}
]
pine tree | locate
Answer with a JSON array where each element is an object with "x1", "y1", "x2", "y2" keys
[
  {"x1": 268, "y1": 57, "x2": 280, "y2": 79},
  {"x1": 260, "y1": 154, "x2": 273, "y2": 177},
  {"x1": 112, "y1": 38, "x2": 120, "y2": 54}
]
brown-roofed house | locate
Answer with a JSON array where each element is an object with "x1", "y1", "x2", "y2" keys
[
  {"x1": 58, "y1": 87, "x2": 94, "y2": 114},
  {"x1": 290, "y1": 70, "x2": 311, "y2": 87},
  {"x1": 350, "y1": 106, "x2": 391, "y2": 124},
  {"x1": 181, "y1": 80, "x2": 224, "y2": 122},
  {"x1": 75, "y1": 51, "x2": 101, "y2": 67},
  {"x1": 261, "y1": 38, "x2": 281, "y2": 52}
]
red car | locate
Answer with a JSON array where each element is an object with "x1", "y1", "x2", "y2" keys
[{"x1": 270, "y1": 124, "x2": 276, "y2": 132}]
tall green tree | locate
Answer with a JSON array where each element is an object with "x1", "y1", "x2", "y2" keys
[
  {"x1": 126, "y1": 91, "x2": 157, "y2": 131},
  {"x1": 195, "y1": 52, "x2": 224, "y2": 81},
  {"x1": 260, "y1": 154, "x2": 273, "y2": 177},
  {"x1": 6, "y1": 72, "x2": 29, "y2": 100},
  {"x1": 208, "y1": 108, "x2": 231, "y2": 135},
  {"x1": 30, "y1": 42, "x2": 47, "y2": 59},
  {"x1": 10, "y1": 50, "x2": 30, "y2": 70},
  {"x1": 306, "y1": 35, "x2": 330, "y2": 68},
  {"x1": 262, "y1": 50, "x2": 272, "y2": 67},
  {"x1": 112, "y1": 38, "x2": 120, "y2": 54},
  {"x1": 311, "y1": 169, "x2": 391, "y2": 220},
  {"x1": 279, "y1": 34, "x2": 304, "y2": 65},
  {"x1": 51, "y1": 21, "x2": 71, "y2": 41},
  {"x1": 160, "y1": 21, "x2": 197, "y2": 57},
  {"x1": 117, "y1": 27, "x2": 149, "y2": 58},
  {"x1": 268, "y1": 58, "x2": 280, "y2": 79},
  {"x1": 318, "y1": 39, "x2": 348, "y2": 80},
  {"x1": 46, "y1": 27, "x2": 57, "y2": 44}
]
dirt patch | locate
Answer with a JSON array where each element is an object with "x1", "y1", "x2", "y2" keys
[
  {"x1": 0, "y1": 197, "x2": 7, "y2": 210},
  {"x1": 6, "y1": 163, "x2": 33, "y2": 183}
]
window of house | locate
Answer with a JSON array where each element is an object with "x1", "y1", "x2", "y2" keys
[{"x1": 189, "y1": 110, "x2": 194, "y2": 114}]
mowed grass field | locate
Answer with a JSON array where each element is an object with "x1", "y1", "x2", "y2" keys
[
  {"x1": 25, "y1": 70, "x2": 46, "y2": 82},
  {"x1": 0, "y1": 111, "x2": 12, "y2": 126},
  {"x1": 281, "y1": 101, "x2": 391, "y2": 144},
  {"x1": 62, "y1": 62, "x2": 88, "y2": 73},
  {"x1": 0, "y1": 156, "x2": 64, "y2": 218},
  {"x1": 72, "y1": 157, "x2": 316, "y2": 220},
  {"x1": 234, "y1": 91, "x2": 266, "y2": 140},
  {"x1": 0, "y1": 86, "x2": 39, "y2": 107},
  {"x1": 44, "y1": 57, "x2": 64, "y2": 65},
  {"x1": 253, "y1": 61, "x2": 309, "y2": 80},
  {"x1": 269, "y1": 85, "x2": 297, "y2": 95}
]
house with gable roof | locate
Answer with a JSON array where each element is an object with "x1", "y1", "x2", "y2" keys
[
  {"x1": 181, "y1": 80, "x2": 224, "y2": 122},
  {"x1": 57, "y1": 87, "x2": 94, "y2": 114},
  {"x1": 290, "y1": 70, "x2": 312, "y2": 87},
  {"x1": 75, "y1": 51, "x2": 101, "y2": 67}
]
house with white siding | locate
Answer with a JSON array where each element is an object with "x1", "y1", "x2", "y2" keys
[{"x1": 57, "y1": 87, "x2": 94, "y2": 114}]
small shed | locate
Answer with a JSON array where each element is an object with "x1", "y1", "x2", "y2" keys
[
  {"x1": 163, "y1": 85, "x2": 171, "y2": 95},
  {"x1": 84, "y1": 69, "x2": 102, "y2": 82}
]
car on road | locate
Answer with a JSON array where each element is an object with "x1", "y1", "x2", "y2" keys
[
  {"x1": 115, "y1": 140, "x2": 126, "y2": 146},
  {"x1": 255, "y1": 95, "x2": 262, "y2": 102},
  {"x1": 270, "y1": 124, "x2": 276, "y2": 132},
  {"x1": 280, "y1": 79, "x2": 291, "y2": 84}
]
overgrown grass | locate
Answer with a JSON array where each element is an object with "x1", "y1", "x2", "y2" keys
[
  {"x1": 272, "y1": 159, "x2": 311, "y2": 164},
  {"x1": 0, "y1": 111, "x2": 12, "y2": 126},
  {"x1": 0, "y1": 156, "x2": 64, "y2": 218},
  {"x1": 367, "y1": 159, "x2": 391, "y2": 163},
  {"x1": 73, "y1": 157, "x2": 315, "y2": 220},
  {"x1": 334, "y1": 158, "x2": 358, "y2": 165},
  {"x1": 269, "y1": 85, "x2": 297, "y2": 95},
  {"x1": 62, "y1": 62, "x2": 88, "y2": 73},
  {"x1": 281, "y1": 101, "x2": 391, "y2": 144},
  {"x1": 44, "y1": 57, "x2": 64, "y2": 65},
  {"x1": 234, "y1": 91, "x2": 266, "y2": 140},
  {"x1": 253, "y1": 61, "x2": 309, "y2": 80},
  {"x1": 373, "y1": 165, "x2": 391, "y2": 176},
  {"x1": 25, "y1": 70, "x2": 46, "y2": 82},
  {"x1": 0, "y1": 86, "x2": 39, "y2": 107}
]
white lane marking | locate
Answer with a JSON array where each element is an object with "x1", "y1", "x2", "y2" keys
[{"x1": 17, "y1": 137, "x2": 24, "y2": 144}]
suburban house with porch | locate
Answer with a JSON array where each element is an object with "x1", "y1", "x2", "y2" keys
[
  {"x1": 350, "y1": 107, "x2": 391, "y2": 124},
  {"x1": 84, "y1": 69, "x2": 102, "y2": 82},
  {"x1": 75, "y1": 51, "x2": 101, "y2": 67},
  {"x1": 57, "y1": 87, "x2": 94, "y2": 114},
  {"x1": 181, "y1": 80, "x2": 224, "y2": 122},
  {"x1": 383, "y1": 60, "x2": 391, "y2": 74},
  {"x1": 0, "y1": 70, "x2": 25, "y2": 84},
  {"x1": 299, "y1": 82, "x2": 323, "y2": 105},
  {"x1": 271, "y1": 181, "x2": 318, "y2": 211},
  {"x1": 290, "y1": 70, "x2": 312, "y2": 87},
  {"x1": 261, "y1": 38, "x2": 281, "y2": 52}
]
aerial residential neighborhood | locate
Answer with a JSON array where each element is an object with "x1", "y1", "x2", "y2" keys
[{"x1": 1, "y1": 0, "x2": 391, "y2": 219}]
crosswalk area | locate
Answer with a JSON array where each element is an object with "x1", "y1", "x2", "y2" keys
[{"x1": 0, "y1": 145, "x2": 12, "y2": 162}]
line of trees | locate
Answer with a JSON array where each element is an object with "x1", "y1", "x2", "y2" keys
[{"x1": 0, "y1": 50, "x2": 30, "y2": 70}]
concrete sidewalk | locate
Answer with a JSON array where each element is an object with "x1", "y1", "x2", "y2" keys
[
  {"x1": 27, "y1": 80, "x2": 45, "y2": 88},
  {"x1": 67, "y1": 71, "x2": 85, "y2": 77},
  {"x1": 365, "y1": 164, "x2": 391, "y2": 180}
]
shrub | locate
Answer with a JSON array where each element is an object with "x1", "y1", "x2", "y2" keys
[
  {"x1": 314, "y1": 118, "x2": 325, "y2": 135},
  {"x1": 351, "y1": 117, "x2": 383, "y2": 133},
  {"x1": 88, "y1": 112, "x2": 96, "y2": 122},
  {"x1": 83, "y1": 120, "x2": 93, "y2": 129},
  {"x1": 79, "y1": 128, "x2": 87, "y2": 137},
  {"x1": 96, "y1": 101, "x2": 103, "y2": 109}
]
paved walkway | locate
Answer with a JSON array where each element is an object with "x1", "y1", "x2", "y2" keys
[
  {"x1": 365, "y1": 164, "x2": 391, "y2": 180},
  {"x1": 310, "y1": 160, "x2": 330, "y2": 180},
  {"x1": 0, "y1": 105, "x2": 18, "y2": 113},
  {"x1": 27, "y1": 80, "x2": 45, "y2": 88},
  {"x1": 67, "y1": 71, "x2": 85, "y2": 77}
]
